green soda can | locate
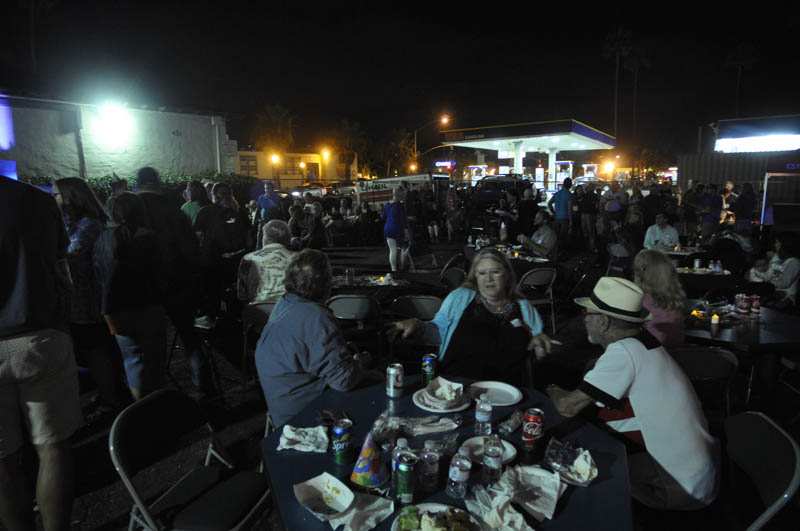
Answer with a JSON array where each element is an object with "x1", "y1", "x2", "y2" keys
[
  {"x1": 395, "y1": 451, "x2": 418, "y2": 504},
  {"x1": 422, "y1": 354, "x2": 437, "y2": 386},
  {"x1": 332, "y1": 419, "x2": 353, "y2": 464}
]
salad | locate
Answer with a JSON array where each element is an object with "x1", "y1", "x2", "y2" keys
[{"x1": 396, "y1": 506, "x2": 477, "y2": 531}]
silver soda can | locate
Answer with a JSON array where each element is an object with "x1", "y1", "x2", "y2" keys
[{"x1": 386, "y1": 363, "x2": 404, "y2": 398}]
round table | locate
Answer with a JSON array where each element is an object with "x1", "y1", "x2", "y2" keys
[
  {"x1": 261, "y1": 378, "x2": 633, "y2": 531},
  {"x1": 464, "y1": 245, "x2": 552, "y2": 279}
]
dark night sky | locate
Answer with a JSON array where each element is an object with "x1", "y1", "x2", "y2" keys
[{"x1": 3, "y1": 1, "x2": 800, "y2": 156}]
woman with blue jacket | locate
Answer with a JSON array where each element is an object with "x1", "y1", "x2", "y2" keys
[{"x1": 390, "y1": 248, "x2": 552, "y2": 384}]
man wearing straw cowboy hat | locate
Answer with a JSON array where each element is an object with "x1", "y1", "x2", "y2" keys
[{"x1": 547, "y1": 277, "x2": 719, "y2": 510}]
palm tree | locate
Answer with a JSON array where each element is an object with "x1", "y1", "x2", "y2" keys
[
  {"x1": 624, "y1": 44, "x2": 651, "y2": 141},
  {"x1": 376, "y1": 129, "x2": 414, "y2": 178},
  {"x1": 252, "y1": 104, "x2": 295, "y2": 152},
  {"x1": 18, "y1": 0, "x2": 59, "y2": 73},
  {"x1": 603, "y1": 27, "x2": 632, "y2": 139},
  {"x1": 724, "y1": 43, "x2": 757, "y2": 117}
]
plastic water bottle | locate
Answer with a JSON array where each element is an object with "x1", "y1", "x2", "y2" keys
[
  {"x1": 475, "y1": 395, "x2": 493, "y2": 435},
  {"x1": 481, "y1": 435, "x2": 504, "y2": 485},
  {"x1": 391, "y1": 438, "x2": 409, "y2": 493},
  {"x1": 419, "y1": 440, "x2": 440, "y2": 493},
  {"x1": 445, "y1": 447, "x2": 472, "y2": 499}
]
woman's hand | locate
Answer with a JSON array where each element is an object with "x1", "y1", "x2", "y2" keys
[
  {"x1": 527, "y1": 333, "x2": 552, "y2": 360},
  {"x1": 387, "y1": 318, "x2": 420, "y2": 342}
]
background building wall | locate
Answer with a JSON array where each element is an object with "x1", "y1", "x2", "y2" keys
[{"x1": 0, "y1": 97, "x2": 237, "y2": 180}]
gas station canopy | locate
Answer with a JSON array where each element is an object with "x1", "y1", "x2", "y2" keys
[{"x1": 441, "y1": 119, "x2": 616, "y2": 177}]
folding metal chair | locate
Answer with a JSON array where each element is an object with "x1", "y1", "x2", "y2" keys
[
  {"x1": 725, "y1": 411, "x2": 800, "y2": 530},
  {"x1": 517, "y1": 267, "x2": 557, "y2": 335},
  {"x1": 389, "y1": 295, "x2": 443, "y2": 321},
  {"x1": 108, "y1": 389, "x2": 270, "y2": 531},
  {"x1": 326, "y1": 294, "x2": 383, "y2": 354},
  {"x1": 669, "y1": 346, "x2": 739, "y2": 420},
  {"x1": 240, "y1": 302, "x2": 275, "y2": 386},
  {"x1": 440, "y1": 267, "x2": 466, "y2": 291}
]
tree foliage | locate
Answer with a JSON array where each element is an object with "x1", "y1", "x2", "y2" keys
[{"x1": 252, "y1": 104, "x2": 295, "y2": 152}]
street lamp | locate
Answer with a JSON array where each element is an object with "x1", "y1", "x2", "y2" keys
[
  {"x1": 321, "y1": 148, "x2": 331, "y2": 162},
  {"x1": 413, "y1": 113, "x2": 451, "y2": 164},
  {"x1": 409, "y1": 163, "x2": 418, "y2": 173},
  {"x1": 270, "y1": 153, "x2": 281, "y2": 165}
]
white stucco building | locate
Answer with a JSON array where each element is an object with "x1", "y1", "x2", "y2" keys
[{"x1": 0, "y1": 94, "x2": 238, "y2": 180}]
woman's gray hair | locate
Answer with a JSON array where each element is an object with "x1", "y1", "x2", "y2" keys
[
  {"x1": 262, "y1": 219, "x2": 291, "y2": 247},
  {"x1": 284, "y1": 249, "x2": 332, "y2": 302}
]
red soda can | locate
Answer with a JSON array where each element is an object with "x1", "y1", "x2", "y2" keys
[{"x1": 522, "y1": 408, "x2": 545, "y2": 449}]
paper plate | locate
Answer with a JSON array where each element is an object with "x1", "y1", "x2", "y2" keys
[
  {"x1": 459, "y1": 436, "x2": 517, "y2": 465},
  {"x1": 293, "y1": 472, "x2": 354, "y2": 521},
  {"x1": 469, "y1": 381, "x2": 523, "y2": 407},
  {"x1": 412, "y1": 389, "x2": 471, "y2": 413},
  {"x1": 390, "y1": 503, "x2": 482, "y2": 531}
]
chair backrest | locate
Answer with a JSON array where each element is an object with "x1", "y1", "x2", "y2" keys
[
  {"x1": 441, "y1": 267, "x2": 466, "y2": 291},
  {"x1": 517, "y1": 267, "x2": 557, "y2": 294},
  {"x1": 390, "y1": 295, "x2": 442, "y2": 321},
  {"x1": 326, "y1": 294, "x2": 381, "y2": 321},
  {"x1": 440, "y1": 253, "x2": 466, "y2": 277},
  {"x1": 668, "y1": 346, "x2": 739, "y2": 382},
  {"x1": 109, "y1": 389, "x2": 211, "y2": 478},
  {"x1": 725, "y1": 411, "x2": 800, "y2": 530}
]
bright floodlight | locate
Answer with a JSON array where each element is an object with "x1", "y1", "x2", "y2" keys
[
  {"x1": 714, "y1": 134, "x2": 800, "y2": 153},
  {"x1": 270, "y1": 153, "x2": 281, "y2": 164},
  {"x1": 299, "y1": 161, "x2": 306, "y2": 169},
  {"x1": 321, "y1": 148, "x2": 331, "y2": 162},
  {"x1": 440, "y1": 114, "x2": 450, "y2": 126},
  {"x1": 603, "y1": 161, "x2": 615, "y2": 174},
  {"x1": 409, "y1": 163, "x2": 418, "y2": 172},
  {"x1": 91, "y1": 102, "x2": 134, "y2": 150}
]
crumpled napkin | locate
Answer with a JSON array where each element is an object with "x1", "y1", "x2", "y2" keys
[
  {"x1": 498, "y1": 465, "x2": 566, "y2": 521},
  {"x1": 400, "y1": 416, "x2": 461, "y2": 437},
  {"x1": 277, "y1": 425, "x2": 329, "y2": 453},
  {"x1": 466, "y1": 486, "x2": 533, "y2": 531},
  {"x1": 466, "y1": 465, "x2": 566, "y2": 528},
  {"x1": 327, "y1": 493, "x2": 394, "y2": 531}
]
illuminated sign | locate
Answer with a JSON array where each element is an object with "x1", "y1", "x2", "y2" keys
[
  {"x1": 435, "y1": 161, "x2": 454, "y2": 168},
  {"x1": 0, "y1": 95, "x2": 15, "y2": 151},
  {"x1": 714, "y1": 134, "x2": 800, "y2": 153}
]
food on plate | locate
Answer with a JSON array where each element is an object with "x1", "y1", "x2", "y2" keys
[{"x1": 396, "y1": 506, "x2": 476, "y2": 531}]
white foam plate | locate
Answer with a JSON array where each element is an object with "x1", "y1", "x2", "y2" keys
[
  {"x1": 469, "y1": 381, "x2": 523, "y2": 407},
  {"x1": 390, "y1": 503, "x2": 482, "y2": 531},
  {"x1": 412, "y1": 389, "x2": 471, "y2": 413},
  {"x1": 460, "y1": 436, "x2": 517, "y2": 465}
]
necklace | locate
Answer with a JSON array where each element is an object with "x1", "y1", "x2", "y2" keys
[{"x1": 479, "y1": 296, "x2": 512, "y2": 315}]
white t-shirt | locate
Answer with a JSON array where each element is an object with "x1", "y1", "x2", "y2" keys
[{"x1": 581, "y1": 333, "x2": 718, "y2": 505}]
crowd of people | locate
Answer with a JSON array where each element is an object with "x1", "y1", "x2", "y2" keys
[{"x1": 2, "y1": 167, "x2": 796, "y2": 529}]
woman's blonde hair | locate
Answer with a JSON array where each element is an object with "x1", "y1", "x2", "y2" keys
[
  {"x1": 633, "y1": 249, "x2": 686, "y2": 312},
  {"x1": 462, "y1": 248, "x2": 520, "y2": 300}
]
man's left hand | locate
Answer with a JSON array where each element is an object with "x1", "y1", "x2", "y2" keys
[{"x1": 527, "y1": 333, "x2": 552, "y2": 359}]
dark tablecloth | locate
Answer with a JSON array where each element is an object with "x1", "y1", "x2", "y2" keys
[
  {"x1": 464, "y1": 245, "x2": 553, "y2": 280},
  {"x1": 685, "y1": 305, "x2": 800, "y2": 354},
  {"x1": 261, "y1": 379, "x2": 632, "y2": 531}
]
